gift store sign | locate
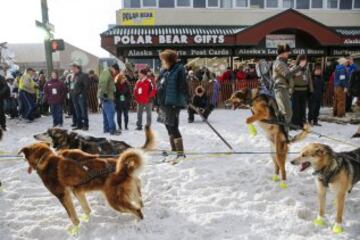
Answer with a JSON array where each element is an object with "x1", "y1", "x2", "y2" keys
[{"x1": 114, "y1": 34, "x2": 225, "y2": 46}]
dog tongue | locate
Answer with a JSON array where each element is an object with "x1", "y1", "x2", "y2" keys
[{"x1": 300, "y1": 162, "x2": 310, "y2": 172}]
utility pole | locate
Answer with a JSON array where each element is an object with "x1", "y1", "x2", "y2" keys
[{"x1": 40, "y1": 0, "x2": 53, "y2": 77}]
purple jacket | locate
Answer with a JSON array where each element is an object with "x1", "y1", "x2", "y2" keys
[{"x1": 44, "y1": 79, "x2": 67, "y2": 105}]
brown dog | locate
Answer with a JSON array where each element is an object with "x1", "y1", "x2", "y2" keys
[
  {"x1": 291, "y1": 143, "x2": 360, "y2": 233},
  {"x1": 19, "y1": 142, "x2": 145, "y2": 234},
  {"x1": 227, "y1": 89, "x2": 309, "y2": 188}
]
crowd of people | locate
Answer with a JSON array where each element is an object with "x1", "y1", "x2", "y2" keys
[{"x1": 0, "y1": 47, "x2": 359, "y2": 150}]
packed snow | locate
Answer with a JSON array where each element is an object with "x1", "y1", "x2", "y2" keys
[{"x1": 0, "y1": 109, "x2": 359, "y2": 240}]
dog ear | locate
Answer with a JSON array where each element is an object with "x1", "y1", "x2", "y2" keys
[{"x1": 315, "y1": 148, "x2": 325, "y2": 157}]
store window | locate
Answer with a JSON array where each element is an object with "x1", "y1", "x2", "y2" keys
[
  {"x1": 339, "y1": 0, "x2": 352, "y2": 9},
  {"x1": 250, "y1": 0, "x2": 264, "y2": 8},
  {"x1": 235, "y1": 0, "x2": 248, "y2": 7},
  {"x1": 159, "y1": 0, "x2": 175, "y2": 7},
  {"x1": 124, "y1": 0, "x2": 140, "y2": 8},
  {"x1": 142, "y1": 0, "x2": 156, "y2": 7},
  {"x1": 177, "y1": 0, "x2": 191, "y2": 7},
  {"x1": 194, "y1": 0, "x2": 207, "y2": 7},
  {"x1": 296, "y1": 0, "x2": 310, "y2": 9},
  {"x1": 283, "y1": 0, "x2": 294, "y2": 8},
  {"x1": 327, "y1": 0, "x2": 338, "y2": 8},
  {"x1": 208, "y1": 0, "x2": 220, "y2": 7},
  {"x1": 266, "y1": 0, "x2": 278, "y2": 8},
  {"x1": 311, "y1": 0, "x2": 323, "y2": 8},
  {"x1": 355, "y1": 0, "x2": 360, "y2": 8},
  {"x1": 221, "y1": 0, "x2": 233, "y2": 8}
]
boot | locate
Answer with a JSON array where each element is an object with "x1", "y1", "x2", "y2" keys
[
  {"x1": 174, "y1": 138, "x2": 186, "y2": 158},
  {"x1": 169, "y1": 135, "x2": 176, "y2": 152}
]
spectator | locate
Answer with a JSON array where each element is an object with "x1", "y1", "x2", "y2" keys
[
  {"x1": 134, "y1": 68, "x2": 155, "y2": 131},
  {"x1": 98, "y1": 64, "x2": 119, "y2": 135},
  {"x1": 64, "y1": 72, "x2": 77, "y2": 127},
  {"x1": 236, "y1": 66, "x2": 246, "y2": 82},
  {"x1": 291, "y1": 54, "x2": 313, "y2": 128},
  {"x1": 308, "y1": 64, "x2": 325, "y2": 126},
  {"x1": 5, "y1": 77, "x2": 18, "y2": 119},
  {"x1": 246, "y1": 66, "x2": 258, "y2": 81},
  {"x1": 19, "y1": 68, "x2": 37, "y2": 123},
  {"x1": 0, "y1": 74, "x2": 10, "y2": 130},
  {"x1": 70, "y1": 63, "x2": 89, "y2": 130},
  {"x1": 43, "y1": 71, "x2": 67, "y2": 127},
  {"x1": 88, "y1": 70, "x2": 99, "y2": 113},
  {"x1": 157, "y1": 49, "x2": 188, "y2": 161},
  {"x1": 187, "y1": 70, "x2": 199, "y2": 82},
  {"x1": 345, "y1": 57, "x2": 358, "y2": 112},
  {"x1": 115, "y1": 71, "x2": 131, "y2": 131},
  {"x1": 188, "y1": 85, "x2": 214, "y2": 123},
  {"x1": 38, "y1": 72, "x2": 49, "y2": 115},
  {"x1": 333, "y1": 57, "x2": 350, "y2": 118}
]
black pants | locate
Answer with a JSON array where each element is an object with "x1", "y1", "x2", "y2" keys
[
  {"x1": 116, "y1": 107, "x2": 129, "y2": 129},
  {"x1": 291, "y1": 91, "x2": 308, "y2": 128},
  {"x1": 188, "y1": 104, "x2": 214, "y2": 121},
  {"x1": 346, "y1": 94, "x2": 353, "y2": 112},
  {"x1": 165, "y1": 108, "x2": 181, "y2": 138},
  {"x1": 0, "y1": 100, "x2": 5, "y2": 129},
  {"x1": 308, "y1": 95, "x2": 322, "y2": 124}
]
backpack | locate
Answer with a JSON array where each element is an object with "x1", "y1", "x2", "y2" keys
[{"x1": 256, "y1": 59, "x2": 274, "y2": 96}]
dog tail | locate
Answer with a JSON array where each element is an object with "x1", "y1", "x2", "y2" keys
[
  {"x1": 289, "y1": 124, "x2": 311, "y2": 144},
  {"x1": 142, "y1": 125, "x2": 155, "y2": 151},
  {"x1": 116, "y1": 149, "x2": 145, "y2": 177}
]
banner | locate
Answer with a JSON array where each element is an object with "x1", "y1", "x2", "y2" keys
[
  {"x1": 119, "y1": 10, "x2": 156, "y2": 26},
  {"x1": 266, "y1": 34, "x2": 296, "y2": 48}
]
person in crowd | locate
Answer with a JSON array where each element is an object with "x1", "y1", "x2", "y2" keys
[
  {"x1": 70, "y1": 63, "x2": 89, "y2": 130},
  {"x1": 195, "y1": 67, "x2": 205, "y2": 81},
  {"x1": 345, "y1": 57, "x2": 358, "y2": 112},
  {"x1": 308, "y1": 64, "x2": 325, "y2": 126},
  {"x1": 43, "y1": 70, "x2": 67, "y2": 127},
  {"x1": 157, "y1": 49, "x2": 188, "y2": 160},
  {"x1": 246, "y1": 65, "x2": 258, "y2": 81},
  {"x1": 115, "y1": 71, "x2": 131, "y2": 131},
  {"x1": 64, "y1": 72, "x2": 77, "y2": 127},
  {"x1": 187, "y1": 70, "x2": 199, "y2": 82},
  {"x1": 0, "y1": 73, "x2": 10, "y2": 130},
  {"x1": 236, "y1": 66, "x2": 246, "y2": 82},
  {"x1": 333, "y1": 57, "x2": 350, "y2": 118},
  {"x1": 98, "y1": 64, "x2": 119, "y2": 135},
  {"x1": 134, "y1": 68, "x2": 155, "y2": 131},
  {"x1": 349, "y1": 67, "x2": 360, "y2": 138},
  {"x1": 188, "y1": 85, "x2": 214, "y2": 123},
  {"x1": 88, "y1": 70, "x2": 99, "y2": 113},
  {"x1": 19, "y1": 68, "x2": 37, "y2": 123},
  {"x1": 291, "y1": 54, "x2": 313, "y2": 128},
  {"x1": 5, "y1": 77, "x2": 18, "y2": 119},
  {"x1": 37, "y1": 71, "x2": 49, "y2": 115},
  {"x1": 272, "y1": 44, "x2": 305, "y2": 131}
]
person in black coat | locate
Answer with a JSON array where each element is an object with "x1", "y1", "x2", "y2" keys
[
  {"x1": 308, "y1": 64, "x2": 325, "y2": 126},
  {"x1": 188, "y1": 85, "x2": 213, "y2": 123},
  {"x1": 115, "y1": 73, "x2": 132, "y2": 130},
  {"x1": 0, "y1": 74, "x2": 10, "y2": 130}
]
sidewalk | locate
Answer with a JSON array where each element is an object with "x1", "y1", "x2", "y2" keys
[{"x1": 318, "y1": 107, "x2": 360, "y2": 125}]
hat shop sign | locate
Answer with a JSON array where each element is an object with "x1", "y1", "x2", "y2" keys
[{"x1": 114, "y1": 34, "x2": 226, "y2": 46}]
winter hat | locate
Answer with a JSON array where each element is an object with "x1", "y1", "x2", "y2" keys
[
  {"x1": 277, "y1": 44, "x2": 291, "y2": 55},
  {"x1": 337, "y1": 57, "x2": 348, "y2": 65}
]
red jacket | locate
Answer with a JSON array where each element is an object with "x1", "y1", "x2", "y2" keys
[
  {"x1": 236, "y1": 71, "x2": 246, "y2": 81},
  {"x1": 134, "y1": 77, "x2": 156, "y2": 104}
]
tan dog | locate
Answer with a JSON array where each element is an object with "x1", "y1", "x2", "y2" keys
[
  {"x1": 291, "y1": 143, "x2": 360, "y2": 233},
  {"x1": 19, "y1": 142, "x2": 145, "y2": 234},
  {"x1": 227, "y1": 89, "x2": 309, "y2": 188}
]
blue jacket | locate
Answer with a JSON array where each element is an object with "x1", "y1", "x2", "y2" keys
[
  {"x1": 334, "y1": 64, "x2": 350, "y2": 88},
  {"x1": 157, "y1": 63, "x2": 188, "y2": 108}
]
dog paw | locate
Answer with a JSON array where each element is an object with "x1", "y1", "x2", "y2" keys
[
  {"x1": 67, "y1": 225, "x2": 80, "y2": 236},
  {"x1": 272, "y1": 175, "x2": 280, "y2": 182},
  {"x1": 279, "y1": 181, "x2": 288, "y2": 189},
  {"x1": 332, "y1": 223, "x2": 344, "y2": 234},
  {"x1": 313, "y1": 215, "x2": 326, "y2": 227},
  {"x1": 79, "y1": 214, "x2": 90, "y2": 223}
]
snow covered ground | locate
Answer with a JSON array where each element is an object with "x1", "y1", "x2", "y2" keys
[{"x1": 0, "y1": 109, "x2": 359, "y2": 240}]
